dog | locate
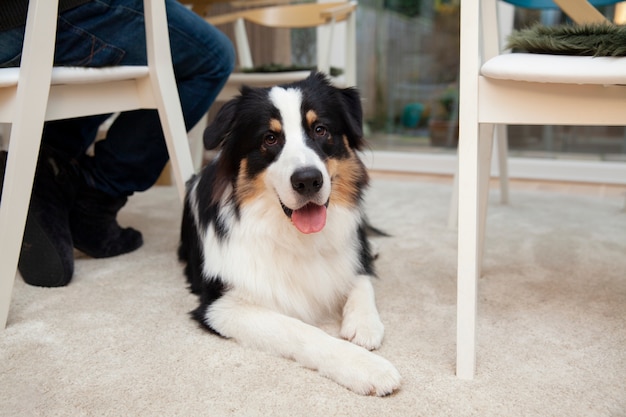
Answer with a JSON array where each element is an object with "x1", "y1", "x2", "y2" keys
[{"x1": 178, "y1": 72, "x2": 400, "y2": 396}]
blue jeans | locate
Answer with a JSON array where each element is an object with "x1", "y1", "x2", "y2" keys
[{"x1": 0, "y1": 0, "x2": 234, "y2": 196}]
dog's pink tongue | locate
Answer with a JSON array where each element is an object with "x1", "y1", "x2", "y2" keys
[{"x1": 291, "y1": 203, "x2": 327, "y2": 234}]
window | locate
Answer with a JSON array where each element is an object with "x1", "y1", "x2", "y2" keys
[{"x1": 356, "y1": 0, "x2": 626, "y2": 183}]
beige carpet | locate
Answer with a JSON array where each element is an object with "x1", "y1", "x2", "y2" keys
[{"x1": 1, "y1": 175, "x2": 625, "y2": 417}]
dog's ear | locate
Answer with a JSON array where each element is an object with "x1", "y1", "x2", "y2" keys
[
  {"x1": 203, "y1": 99, "x2": 238, "y2": 150},
  {"x1": 338, "y1": 86, "x2": 365, "y2": 150},
  {"x1": 202, "y1": 98, "x2": 242, "y2": 204}
]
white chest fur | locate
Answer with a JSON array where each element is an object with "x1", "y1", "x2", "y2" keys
[{"x1": 201, "y1": 193, "x2": 363, "y2": 325}]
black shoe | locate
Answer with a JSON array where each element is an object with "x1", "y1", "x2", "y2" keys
[
  {"x1": 70, "y1": 185, "x2": 143, "y2": 259},
  {"x1": 13, "y1": 148, "x2": 78, "y2": 287}
]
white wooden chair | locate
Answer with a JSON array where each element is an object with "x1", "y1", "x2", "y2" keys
[
  {"x1": 449, "y1": 0, "x2": 626, "y2": 228},
  {"x1": 456, "y1": 0, "x2": 626, "y2": 378},
  {"x1": 0, "y1": 0, "x2": 195, "y2": 329},
  {"x1": 207, "y1": 1, "x2": 357, "y2": 101}
]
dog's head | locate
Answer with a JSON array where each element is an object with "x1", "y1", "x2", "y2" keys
[{"x1": 203, "y1": 72, "x2": 368, "y2": 234}]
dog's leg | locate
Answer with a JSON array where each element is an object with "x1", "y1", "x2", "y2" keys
[
  {"x1": 340, "y1": 275, "x2": 385, "y2": 351},
  {"x1": 204, "y1": 295, "x2": 401, "y2": 396}
]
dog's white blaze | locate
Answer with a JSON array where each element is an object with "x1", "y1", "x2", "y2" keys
[{"x1": 266, "y1": 86, "x2": 331, "y2": 209}]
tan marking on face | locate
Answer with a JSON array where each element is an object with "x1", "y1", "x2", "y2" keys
[
  {"x1": 235, "y1": 158, "x2": 268, "y2": 206},
  {"x1": 306, "y1": 110, "x2": 318, "y2": 127},
  {"x1": 327, "y1": 142, "x2": 369, "y2": 208},
  {"x1": 269, "y1": 118, "x2": 282, "y2": 133}
]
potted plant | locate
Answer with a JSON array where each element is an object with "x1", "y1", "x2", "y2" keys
[{"x1": 428, "y1": 84, "x2": 459, "y2": 147}]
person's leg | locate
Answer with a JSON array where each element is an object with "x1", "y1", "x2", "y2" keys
[
  {"x1": 1, "y1": 0, "x2": 233, "y2": 183},
  {"x1": 60, "y1": 0, "x2": 235, "y2": 195},
  {"x1": 64, "y1": 0, "x2": 234, "y2": 258},
  {"x1": 2, "y1": 0, "x2": 233, "y2": 285},
  {"x1": 41, "y1": 115, "x2": 112, "y2": 160}
]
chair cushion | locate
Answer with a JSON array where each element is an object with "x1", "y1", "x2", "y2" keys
[
  {"x1": 227, "y1": 71, "x2": 317, "y2": 86},
  {"x1": 481, "y1": 53, "x2": 626, "y2": 85},
  {"x1": 506, "y1": 23, "x2": 626, "y2": 57},
  {"x1": 0, "y1": 66, "x2": 149, "y2": 87},
  {"x1": 502, "y1": 0, "x2": 618, "y2": 9}
]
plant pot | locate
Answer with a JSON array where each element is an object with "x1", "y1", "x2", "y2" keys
[{"x1": 428, "y1": 119, "x2": 459, "y2": 147}]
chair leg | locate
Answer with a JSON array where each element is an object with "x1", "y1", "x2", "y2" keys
[
  {"x1": 187, "y1": 113, "x2": 208, "y2": 171},
  {"x1": 143, "y1": 0, "x2": 195, "y2": 201},
  {"x1": 494, "y1": 124, "x2": 509, "y2": 205},
  {"x1": 153, "y1": 89, "x2": 195, "y2": 200},
  {"x1": 449, "y1": 124, "x2": 503, "y2": 229},
  {"x1": 477, "y1": 124, "x2": 495, "y2": 275},
  {"x1": 0, "y1": 0, "x2": 56, "y2": 329},
  {"x1": 0, "y1": 123, "x2": 46, "y2": 328},
  {"x1": 456, "y1": 128, "x2": 480, "y2": 379},
  {"x1": 456, "y1": 122, "x2": 493, "y2": 379},
  {"x1": 448, "y1": 167, "x2": 460, "y2": 229}
]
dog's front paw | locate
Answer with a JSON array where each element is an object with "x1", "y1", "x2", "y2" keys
[
  {"x1": 323, "y1": 347, "x2": 401, "y2": 396},
  {"x1": 341, "y1": 311, "x2": 385, "y2": 351}
]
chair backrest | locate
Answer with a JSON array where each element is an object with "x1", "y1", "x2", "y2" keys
[
  {"x1": 233, "y1": 1, "x2": 355, "y2": 28},
  {"x1": 482, "y1": 0, "x2": 618, "y2": 63},
  {"x1": 503, "y1": 0, "x2": 617, "y2": 8},
  {"x1": 207, "y1": 1, "x2": 357, "y2": 85},
  {"x1": 492, "y1": 0, "x2": 619, "y2": 57}
]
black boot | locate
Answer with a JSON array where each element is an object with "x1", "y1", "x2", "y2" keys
[
  {"x1": 69, "y1": 185, "x2": 143, "y2": 258},
  {"x1": 1, "y1": 148, "x2": 78, "y2": 287}
]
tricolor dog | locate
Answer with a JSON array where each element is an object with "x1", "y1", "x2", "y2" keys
[{"x1": 178, "y1": 73, "x2": 400, "y2": 396}]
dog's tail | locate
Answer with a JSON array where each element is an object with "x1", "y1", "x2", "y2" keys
[{"x1": 364, "y1": 220, "x2": 390, "y2": 237}]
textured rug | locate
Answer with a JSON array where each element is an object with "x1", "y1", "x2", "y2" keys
[{"x1": 1, "y1": 176, "x2": 625, "y2": 417}]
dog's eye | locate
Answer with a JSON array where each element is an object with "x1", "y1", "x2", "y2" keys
[
  {"x1": 264, "y1": 133, "x2": 278, "y2": 146},
  {"x1": 314, "y1": 125, "x2": 328, "y2": 137}
]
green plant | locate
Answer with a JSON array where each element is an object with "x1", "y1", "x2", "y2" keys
[
  {"x1": 436, "y1": 85, "x2": 458, "y2": 121},
  {"x1": 428, "y1": 84, "x2": 459, "y2": 147}
]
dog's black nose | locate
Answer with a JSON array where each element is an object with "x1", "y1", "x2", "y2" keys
[{"x1": 291, "y1": 167, "x2": 323, "y2": 196}]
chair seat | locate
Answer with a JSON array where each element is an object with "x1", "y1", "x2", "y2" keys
[
  {"x1": 504, "y1": 0, "x2": 618, "y2": 8},
  {"x1": 217, "y1": 71, "x2": 349, "y2": 100},
  {"x1": 0, "y1": 66, "x2": 149, "y2": 87},
  {"x1": 227, "y1": 70, "x2": 313, "y2": 86},
  {"x1": 227, "y1": 71, "x2": 347, "y2": 86},
  {"x1": 481, "y1": 53, "x2": 626, "y2": 85}
]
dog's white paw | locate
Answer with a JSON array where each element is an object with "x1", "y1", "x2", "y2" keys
[
  {"x1": 340, "y1": 311, "x2": 385, "y2": 351},
  {"x1": 323, "y1": 346, "x2": 401, "y2": 396}
]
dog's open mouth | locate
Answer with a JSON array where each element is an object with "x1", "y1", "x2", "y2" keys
[{"x1": 281, "y1": 201, "x2": 329, "y2": 234}]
